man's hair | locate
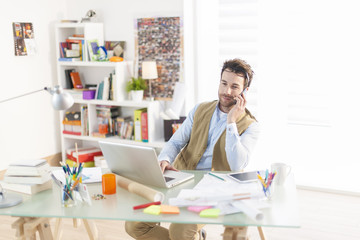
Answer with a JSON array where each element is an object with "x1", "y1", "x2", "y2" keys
[{"x1": 221, "y1": 59, "x2": 254, "y2": 88}]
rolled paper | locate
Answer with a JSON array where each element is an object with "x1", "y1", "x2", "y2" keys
[
  {"x1": 232, "y1": 200, "x2": 264, "y2": 221},
  {"x1": 116, "y1": 174, "x2": 165, "y2": 202}
]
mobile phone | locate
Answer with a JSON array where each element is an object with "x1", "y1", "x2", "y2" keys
[
  {"x1": 232, "y1": 88, "x2": 247, "y2": 105},
  {"x1": 228, "y1": 171, "x2": 259, "y2": 183}
]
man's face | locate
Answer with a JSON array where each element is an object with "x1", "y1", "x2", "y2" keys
[{"x1": 218, "y1": 69, "x2": 246, "y2": 110}]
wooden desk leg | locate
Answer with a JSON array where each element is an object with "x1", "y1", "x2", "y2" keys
[
  {"x1": 82, "y1": 219, "x2": 99, "y2": 240},
  {"x1": 257, "y1": 227, "x2": 266, "y2": 240},
  {"x1": 223, "y1": 226, "x2": 249, "y2": 240},
  {"x1": 53, "y1": 218, "x2": 63, "y2": 240},
  {"x1": 23, "y1": 217, "x2": 53, "y2": 240},
  {"x1": 11, "y1": 217, "x2": 26, "y2": 240},
  {"x1": 73, "y1": 218, "x2": 81, "y2": 228},
  {"x1": 36, "y1": 219, "x2": 53, "y2": 240}
]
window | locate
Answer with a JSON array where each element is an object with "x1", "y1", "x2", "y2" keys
[{"x1": 191, "y1": 0, "x2": 360, "y2": 193}]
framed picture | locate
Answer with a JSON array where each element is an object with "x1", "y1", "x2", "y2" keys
[
  {"x1": 13, "y1": 22, "x2": 36, "y2": 56},
  {"x1": 87, "y1": 39, "x2": 100, "y2": 61},
  {"x1": 105, "y1": 41, "x2": 125, "y2": 58},
  {"x1": 135, "y1": 17, "x2": 183, "y2": 100}
]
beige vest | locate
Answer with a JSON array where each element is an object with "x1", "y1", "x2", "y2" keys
[{"x1": 173, "y1": 100, "x2": 256, "y2": 171}]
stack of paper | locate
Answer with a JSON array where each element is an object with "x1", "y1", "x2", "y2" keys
[{"x1": 168, "y1": 173, "x2": 270, "y2": 221}]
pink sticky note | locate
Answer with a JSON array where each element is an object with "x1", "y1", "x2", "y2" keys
[{"x1": 187, "y1": 206, "x2": 212, "y2": 213}]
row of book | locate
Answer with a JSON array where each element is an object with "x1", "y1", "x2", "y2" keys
[
  {"x1": 63, "y1": 69, "x2": 117, "y2": 102},
  {"x1": 59, "y1": 34, "x2": 84, "y2": 62},
  {"x1": 62, "y1": 105, "x2": 149, "y2": 142},
  {"x1": 62, "y1": 107, "x2": 88, "y2": 136},
  {"x1": 95, "y1": 72, "x2": 116, "y2": 100}
]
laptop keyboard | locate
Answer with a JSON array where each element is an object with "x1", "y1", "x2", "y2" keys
[{"x1": 164, "y1": 176, "x2": 175, "y2": 182}]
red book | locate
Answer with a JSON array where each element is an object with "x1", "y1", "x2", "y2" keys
[
  {"x1": 66, "y1": 147, "x2": 102, "y2": 163},
  {"x1": 141, "y1": 111, "x2": 148, "y2": 142}
]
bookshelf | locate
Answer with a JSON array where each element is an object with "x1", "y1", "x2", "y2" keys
[{"x1": 55, "y1": 23, "x2": 165, "y2": 161}]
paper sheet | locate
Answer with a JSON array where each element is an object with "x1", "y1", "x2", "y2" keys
[{"x1": 51, "y1": 167, "x2": 102, "y2": 184}]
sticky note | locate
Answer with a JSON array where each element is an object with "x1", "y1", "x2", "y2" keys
[
  {"x1": 199, "y1": 208, "x2": 220, "y2": 218},
  {"x1": 143, "y1": 205, "x2": 161, "y2": 215},
  {"x1": 187, "y1": 206, "x2": 212, "y2": 213},
  {"x1": 160, "y1": 205, "x2": 180, "y2": 214}
]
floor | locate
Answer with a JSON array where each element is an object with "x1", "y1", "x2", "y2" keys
[{"x1": 0, "y1": 189, "x2": 359, "y2": 240}]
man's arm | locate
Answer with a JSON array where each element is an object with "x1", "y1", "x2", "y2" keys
[
  {"x1": 225, "y1": 122, "x2": 260, "y2": 171},
  {"x1": 157, "y1": 104, "x2": 199, "y2": 172}
]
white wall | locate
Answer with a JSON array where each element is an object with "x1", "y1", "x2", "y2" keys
[{"x1": 0, "y1": 0, "x2": 67, "y2": 170}]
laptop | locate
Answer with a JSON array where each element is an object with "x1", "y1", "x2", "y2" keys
[{"x1": 99, "y1": 141, "x2": 194, "y2": 188}]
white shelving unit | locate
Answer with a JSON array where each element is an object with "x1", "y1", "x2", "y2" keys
[{"x1": 55, "y1": 23, "x2": 165, "y2": 161}]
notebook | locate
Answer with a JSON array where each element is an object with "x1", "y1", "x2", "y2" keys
[{"x1": 99, "y1": 142, "x2": 194, "y2": 188}]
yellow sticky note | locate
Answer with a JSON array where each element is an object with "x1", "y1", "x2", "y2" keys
[
  {"x1": 143, "y1": 205, "x2": 161, "y2": 215},
  {"x1": 199, "y1": 208, "x2": 220, "y2": 218},
  {"x1": 160, "y1": 205, "x2": 180, "y2": 214}
]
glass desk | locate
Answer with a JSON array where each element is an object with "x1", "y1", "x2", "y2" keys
[{"x1": 0, "y1": 170, "x2": 299, "y2": 239}]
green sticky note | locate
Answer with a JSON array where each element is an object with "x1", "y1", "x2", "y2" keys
[
  {"x1": 199, "y1": 208, "x2": 220, "y2": 218},
  {"x1": 143, "y1": 205, "x2": 161, "y2": 215}
]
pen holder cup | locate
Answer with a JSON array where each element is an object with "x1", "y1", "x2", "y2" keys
[
  {"x1": 61, "y1": 186, "x2": 77, "y2": 207},
  {"x1": 102, "y1": 173, "x2": 116, "y2": 195},
  {"x1": 263, "y1": 185, "x2": 274, "y2": 200}
]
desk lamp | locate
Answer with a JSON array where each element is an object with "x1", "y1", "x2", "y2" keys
[
  {"x1": 141, "y1": 61, "x2": 158, "y2": 101},
  {"x1": 0, "y1": 85, "x2": 74, "y2": 110},
  {"x1": 0, "y1": 85, "x2": 74, "y2": 208}
]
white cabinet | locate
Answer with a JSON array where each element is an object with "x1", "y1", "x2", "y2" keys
[{"x1": 55, "y1": 23, "x2": 165, "y2": 161}]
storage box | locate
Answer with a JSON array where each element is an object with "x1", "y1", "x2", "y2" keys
[
  {"x1": 163, "y1": 117, "x2": 186, "y2": 141},
  {"x1": 83, "y1": 90, "x2": 96, "y2": 99}
]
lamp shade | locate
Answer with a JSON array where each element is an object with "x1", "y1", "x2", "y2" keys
[
  {"x1": 142, "y1": 61, "x2": 158, "y2": 79},
  {"x1": 45, "y1": 86, "x2": 74, "y2": 110}
]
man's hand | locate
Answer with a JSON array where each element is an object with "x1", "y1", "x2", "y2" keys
[
  {"x1": 228, "y1": 93, "x2": 247, "y2": 123},
  {"x1": 159, "y1": 160, "x2": 178, "y2": 173}
]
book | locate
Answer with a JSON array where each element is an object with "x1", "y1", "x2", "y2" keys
[
  {"x1": 66, "y1": 147, "x2": 103, "y2": 163},
  {"x1": 60, "y1": 20, "x2": 78, "y2": 23},
  {"x1": 66, "y1": 39, "x2": 83, "y2": 60},
  {"x1": 134, "y1": 108, "x2": 147, "y2": 142},
  {"x1": 0, "y1": 179, "x2": 52, "y2": 195},
  {"x1": 81, "y1": 105, "x2": 89, "y2": 136},
  {"x1": 141, "y1": 111, "x2": 149, "y2": 142},
  {"x1": 4, "y1": 173, "x2": 51, "y2": 185},
  {"x1": 97, "y1": 81, "x2": 104, "y2": 100},
  {"x1": 5, "y1": 160, "x2": 50, "y2": 177},
  {"x1": 9, "y1": 159, "x2": 47, "y2": 167},
  {"x1": 124, "y1": 121, "x2": 134, "y2": 140},
  {"x1": 58, "y1": 57, "x2": 81, "y2": 62},
  {"x1": 94, "y1": 156, "x2": 107, "y2": 168},
  {"x1": 102, "y1": 76, "x2": 110, "y2": 100},
  {"x1": 69, "y1": 72, "x2": 83, "y2": 89},
  {"x1": 64, "y1": 69, "x2": 75, "y2": 89},
  {"x1": 65, "y1": 159, "x2": 95, "y2": 168},
  {"x1": 62, "y1": 120, "x2": 81, "y2": 135}
]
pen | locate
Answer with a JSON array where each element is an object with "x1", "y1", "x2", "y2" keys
[
  {"x1": 70, "y1": 178, "x2": 80, "y2": 191},
  {"x1": 257, "y1": 174, "x2": 267, "y2": 188},
  {"x1": 208, "y1": 172, "x2": 226, "y2": 181},
  {"x1": 76, "y1": 163, "x2": 83, "y2": 178},
  {"x1": 133, "y1": 201, "x2": 161, "y2": 210}
]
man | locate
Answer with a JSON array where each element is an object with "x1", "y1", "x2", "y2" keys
[{"x1": 125, "y1": 59, "x2": 259, "y2": 240}]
